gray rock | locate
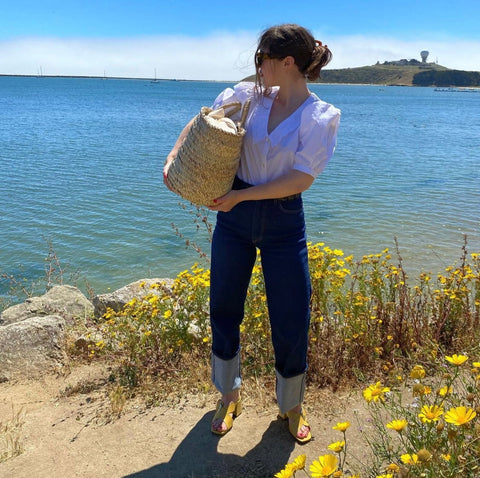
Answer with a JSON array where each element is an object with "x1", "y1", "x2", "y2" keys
[
  {"x1": 92, "y1": 278, "x2": 174, "y2": 318},
  {"x1": 0, "y1": 315, "x2": 66, "y2": 382},
  {"x1": 0, "y1": 285, "x2": 94, "y2": 326}
]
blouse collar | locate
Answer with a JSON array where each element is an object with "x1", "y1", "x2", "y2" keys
[{"x1": 250, "y1": 90, "x2": 315, "y2": 145}]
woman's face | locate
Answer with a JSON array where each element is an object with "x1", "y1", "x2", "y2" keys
[{"x1": 257, "y1": 55, "x2": 282, "y2": 88}]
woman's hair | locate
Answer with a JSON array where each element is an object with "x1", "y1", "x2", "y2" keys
[{"x1": 254, "y1": 24, "x2": 332, "y2": 87}]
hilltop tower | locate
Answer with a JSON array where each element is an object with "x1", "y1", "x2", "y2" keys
[{"x1": 420, "y1": 50, "x2": 429, "y2": 63}]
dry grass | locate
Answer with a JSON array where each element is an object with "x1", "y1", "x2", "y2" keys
[{"x1": 0, "y1": 406, "x2": 25, "y2": 463}]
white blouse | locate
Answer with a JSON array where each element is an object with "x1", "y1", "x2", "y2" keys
[{"x1": 212, "y1": 82, "x2": 340, "y2": 186}]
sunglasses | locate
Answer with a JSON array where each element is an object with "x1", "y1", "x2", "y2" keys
[{"x1": 255, "y1": 51, "x2": 283, "y2": 66}]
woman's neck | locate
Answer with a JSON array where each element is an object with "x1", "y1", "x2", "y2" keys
[
  {"x1": 274, "y1": 77, "x2": 310, "y2": 110},
  {"x1": 267, "y1": 79, "x2": 310, "y2": 134}
]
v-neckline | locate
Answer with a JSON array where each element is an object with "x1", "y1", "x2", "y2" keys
[{"x1": 266, "y1": 91, "x2": 313, "y2": 135}]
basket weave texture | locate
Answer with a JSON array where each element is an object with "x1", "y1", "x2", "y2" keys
[{"x1": 166, "y1": 102, "x2": 249, "y2": 206}]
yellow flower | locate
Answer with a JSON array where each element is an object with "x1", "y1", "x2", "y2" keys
[
  {"x1": 438, "y1": 385, "x2": 453, "y2": 396},
  {"x1": 445, "y1": 354, "x2": 468, "y2": 366},
  {"x1": 310, "y1": 454, "x2": 339, "y2": 477},
  {"x1": 473, "y1": 362, "x2": 480, "y2": 368},
  {"x1": 418, "y1": 405, "x2": 444, "y2": 423},
  {"x1": 274, "y1": 464, "x2": 294, "y2": 478},
  {"x1": 332, "y1": 422, "x2": 351, "y2": 432},
  {"x1": 95, "y1": 340, "x2": 105, "y2": 349},
  {"x1": 386, "y1": 463, "x2": 400, "y2": 473},
  {"x1": 328, "y1": 440, "x2": 345, "y2": 453},
  {"x1": 291, "y1": 454, "x2": 306, "y2": 471},
  {"x1": 386, "y1": 419, "x2": 408, "y2": 432},
  {"x1": 401, "y1": 453, "x2": 419, "y2": 465},
  {"x1": 363, "y1": 382, "x2": 390, "y2": 403},
  {"x1": 413, "y1": 384, "x2": 432, "y2": 396},
  {"x1": 163, "y1": 309, "x2": 172, "y2": 319},
  {"x1": 442, "y1": 453, "x2": 451, "y2": 461},
  {"x1": 376, "y1": 474, "x2": 394, "y2": 478},
  {"x1": 410, "y1": 364, "x2": 426, "y2": 379},
  {"x1": 444, "y1": 406, "x2": 476, "y2": 426}
]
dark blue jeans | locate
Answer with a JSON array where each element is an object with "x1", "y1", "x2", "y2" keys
[{"x1": 210, "y1": 178, "x2": 312, "y2": 395}]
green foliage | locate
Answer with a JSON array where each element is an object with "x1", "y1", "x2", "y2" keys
[
  {"x1": 355, "y1": 355, "x2": 480, "y2": 477},
  {"x1": 90, "y1": 266, "x2": 212, "y2": 387},
  {"x1": 90, "y1": 238, "x2": 480, "y2": 394},
  {"x1": 413, "y1": 70, "x2": 480, "y2": 87},
  {"x1": 314, "y1": 64, "x2": 450, "y2": 86},
  {"x1": 276, "y1": 355, "x2": 480, "y2": 477},
  {"x1": 307, "y1": 240, "x2": 480, "y2": 389}
]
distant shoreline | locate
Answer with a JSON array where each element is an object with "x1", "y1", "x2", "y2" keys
[
  {"x1": 0, "y1": 74, "x2": 406, "y2": 88},
  {"x1": 3, "y1": 73, "x2": 479, "y2": 90},
  {"x1": 0, "y1": 74, "x2": 425, "y2": 88},
  {"x1": 3, "y1": 60, "x2": 480, "y2": 88},
  {"x1": 0, "y1": 74, "x2": 234, "y2": 83}
]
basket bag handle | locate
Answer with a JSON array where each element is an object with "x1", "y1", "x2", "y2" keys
[
  {"x1": 218, "y1": 100, "x2": 251, "y2": 130},
  {"x1": 238, "y1": 99, "x2": 251, "y2": 130}
]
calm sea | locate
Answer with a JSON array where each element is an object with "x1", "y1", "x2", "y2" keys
[{"x1": 1, "y1": 77, "x2": 479, "y2": 299}]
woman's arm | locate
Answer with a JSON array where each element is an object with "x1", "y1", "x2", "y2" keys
[
  {"x1": 208, "y1": 169, "x2": 314, "y2": 212},
  {"x1": 163, "y1": 118, "x2": 195, "y2": 190}
]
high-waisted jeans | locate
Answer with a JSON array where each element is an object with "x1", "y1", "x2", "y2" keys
[{"x1": 209, "y1": 177, "x2": 311, "y2": 413}]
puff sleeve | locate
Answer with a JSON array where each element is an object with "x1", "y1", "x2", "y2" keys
[{"x1": 293, "y1": 101, "x2": 341, "y2": 178}]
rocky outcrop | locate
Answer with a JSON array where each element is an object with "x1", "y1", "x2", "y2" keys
[
  {"x1": 0, "y1": 285, "x2": 93, "y2": 381},
  {"x1": 92, "y1": 278, "x2": 174, "y2": 318},
  {"x1": 0, "y1": 285, "x2": 94, "y2": 326},
  {"x1": 0, "y1": 279, "x2": 175, "y2": 380},
  {"x1": 0, "y1": 315, "x2": 66, "y2": 382}
]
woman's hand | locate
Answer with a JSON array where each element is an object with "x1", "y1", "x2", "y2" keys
[
  {"x1": 207, "y1": 190, "x2": 242, "y2": 212},
  {"x1": 163, "y1": 118, "x2": 195, "y2": 191},
  {"x1": 163, "y1": 156, "x2": 174, "y2": 191}
]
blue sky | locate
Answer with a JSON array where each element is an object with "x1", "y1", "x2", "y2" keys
[{"x1": 1, "y1": 0, "x2": 479, "y2": 80}]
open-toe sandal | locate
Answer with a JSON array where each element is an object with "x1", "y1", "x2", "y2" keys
[
  {"x1": 211, "y1": 398, "x2": 242, "y2": 436},
  {"x1": 278, "y1": 408, "x2": 312, "y2": 444}
]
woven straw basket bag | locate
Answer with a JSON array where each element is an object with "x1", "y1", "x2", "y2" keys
[{"x1": 166, "y1": 101, "x2": 250, "y2": 206}]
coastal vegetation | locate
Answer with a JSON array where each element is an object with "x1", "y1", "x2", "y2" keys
[
  {"x1": 244, "y1": 61, "x2": 480, "y2": 87},
  {"x1": 277, "y1": 354, "x2": 480, "y2": 477},
  {"x1": 2, "y1": 231, "x2": 479, "y2": 474},
  {"x1": 412, "y1": 69, "x2": 480, "y2": 87},
  {"x1": 315, "y1": 62, "x2": 448, "y2": 86},
  {"x1": 85, "y1": 235, "x2": 479, "y2": 476},
  {"x1": 316, "y1": 61, "x2": 480, "y2": 87}
]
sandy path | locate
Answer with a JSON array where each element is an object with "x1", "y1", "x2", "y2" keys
[{"x1": 0, "y1": 364, "x2": 369, "y2": 478}]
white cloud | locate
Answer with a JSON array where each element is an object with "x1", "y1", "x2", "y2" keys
[
  {"x1": 1, "y1": 33, "x2": 479, "y2": 80},
  {"x1": 0, "y1": 33, "x2": 258, "y2": 80}
]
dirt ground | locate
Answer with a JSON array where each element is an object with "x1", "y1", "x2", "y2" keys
[{"x1": 0, "y1": 363, "x2": 372, "y2": 478}]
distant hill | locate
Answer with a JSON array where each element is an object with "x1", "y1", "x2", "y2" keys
[{"x1": 244, "y1": 60, "x2": 480, "y2": 87}]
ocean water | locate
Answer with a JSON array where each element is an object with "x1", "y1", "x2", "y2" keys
[{"x1": 1, "y1": 77, "x2": 479, "y2": 299}]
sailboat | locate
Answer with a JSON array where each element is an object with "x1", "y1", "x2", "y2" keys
[{"x1": 151, "y1": 68, "x2": 159, "y2": 83}]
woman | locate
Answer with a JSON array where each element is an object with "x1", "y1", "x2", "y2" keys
[{"x1": 165, "y1": 24, "x2": 340, "y2": 443}]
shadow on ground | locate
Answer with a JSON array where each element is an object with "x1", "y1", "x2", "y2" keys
[{"x1": 123, "y1": 410, "x2": 295, "y2": 478}]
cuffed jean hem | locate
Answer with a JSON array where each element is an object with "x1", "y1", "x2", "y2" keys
[
  {"x1": 211, "y1": 352, "x2": 242, "y2": 395},
  {"x1": 276, "y1": 370, "x2": 306, "y2": 415}
]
